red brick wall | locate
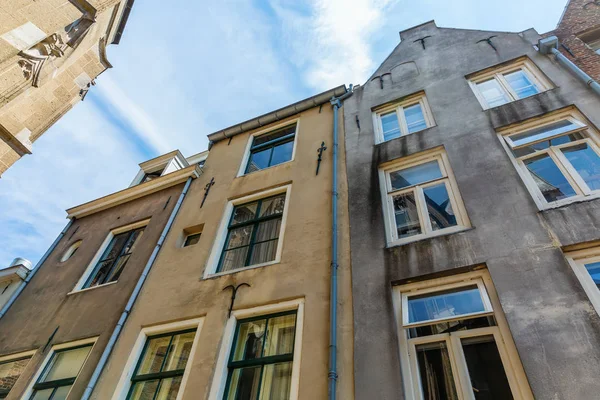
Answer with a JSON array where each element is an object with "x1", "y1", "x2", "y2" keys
[{"x1": 545, "y1": 0, "x2": 600, "y2": 80}]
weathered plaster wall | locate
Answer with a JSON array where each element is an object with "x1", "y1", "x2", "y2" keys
[
  {"x1": 90, "y1": 105, "x2": 354, "y2": 399},
  {"x1": 0, "y1": 182, "x2": 184, "y2": 400},
  {"x1": 344, "y1": 21, "x2": 600, "y2": 400}
]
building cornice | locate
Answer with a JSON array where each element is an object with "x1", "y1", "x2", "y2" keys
[
  {"x1": 0, "y1": 266, "x2": 29, "y2": 282},
  {"x1": 66, "y1": 165, "x2": 201, "y2": 219}
]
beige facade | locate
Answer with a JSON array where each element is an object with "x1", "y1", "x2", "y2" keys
[{"x1": 0, "y1": 0, "x2": 134, "y2": 175}]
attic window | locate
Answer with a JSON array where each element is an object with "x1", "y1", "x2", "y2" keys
[{"x1": 141, "y1": 169, "x2": 164, "y2": 184}]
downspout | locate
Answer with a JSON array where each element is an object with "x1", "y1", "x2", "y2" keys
[
  {"x1": 538, "y1": 36, "x2": 600, "y2": 97},
  {"x1": 328, "y1": 85, "x2": 353, "y2": 400},
  {"x1": 81, "y1": 177, "x2": 193, "y2": 400},
  {"x1": 0, "y1": 219, "x2": 74, "y2": 319}
]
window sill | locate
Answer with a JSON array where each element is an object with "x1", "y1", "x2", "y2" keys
[
  {"x1": 67, "y1": 280, "x2": 118, "y2": 296},
  {"x1": 538, "y1": 192, "x2": 600, "y2": 211},
  {"x1": 386, "y1": 226, "x2": 471, "y2": 248},
  {"x1": 203, "y1": 260, "x2": 280, "y2": 280},
  {"x1": 376, "y1": 125, "x2": 436, "y2": 145},
  {"x1": 236, "y1": 159, "x2": 294, "y2": 178}
]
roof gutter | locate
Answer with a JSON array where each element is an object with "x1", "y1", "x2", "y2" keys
[
  {"x1": 207, "y1": 85, "x2": 347, "y2": 144},
  {"x1": 112, "y1": 0, "x2": 135, "y2": 45}
]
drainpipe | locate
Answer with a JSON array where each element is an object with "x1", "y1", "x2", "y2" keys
[
  {"x1": 538, "y1": 36, "x2": 600, "y2": 97},
  {"x1": 328, "y1": 85, "x2": 353, "y2": 400},
  {"x1": 81, "y1": 177, "x2": 193, "y2": 400},
  {"x1": 0, "y1": 219, "x2": 74, "y2": 320}
]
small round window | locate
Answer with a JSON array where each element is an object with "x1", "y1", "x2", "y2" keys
[{"x1": 60, "y1": 240, "x2": 82, "y2": 262}]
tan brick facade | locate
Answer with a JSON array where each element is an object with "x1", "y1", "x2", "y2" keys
[
  {"x1": 545, "y1": 0, "x2": 600, "y2": 80},
  {"x1": 0, "y1": 0, "x2": 133, "y2": 176}
]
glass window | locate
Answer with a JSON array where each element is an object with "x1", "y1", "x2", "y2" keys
[
  {"x1": 218, "y1": 194, "x2": 285, "y2": 273},
  {"x1": 476, "y1": 79, "x2": 510, "y2": 107},
  {"x1": 382, "y1": 152, "x2": 467, "y2": 244},
  {"x1": 376, "y1": 95, "x2": 433, "y2": 142},
  {"x1": 404, "y1": 104, "x2": 427, "y2": 134},
  {"x1": 584, "y1": 261, "x2": 600, "y2": 289},
  {"x1": 503, "y1": 70, "x2": 539, "y2": 99},
  {"x1": 381, "y1": 112, "x2": 401, "y2": 141},
  {"x1": 224, "y1": 312, "x2": 296, "y2": 400},
  {"x1": 415, "y1": 342, "x2": 459, "y2": 400},
  {"x1": 502, "y1": 116, "x2": 600, "y2": 205},
  {"x1": 407, "y1": 285, "x2": 487, "y2": 324},
  {"x1": 183, "y1": 233, "x2": 201, "y2": 247},
  {"x1": 30, "y1": 345, "x2": 92, "y2": 400},
  {"x1": 84, "y1": 227, "x2": 145, "y2": 289},
  {"x1": 245, "y1": 125, "x2": 296, "y2": 173},
  {"x1": 0, "y1": 356, "x2": 32, "y2": 399},
  {"x1": 127, "y1": 330, "x2": 196, "y2": 400},
  {"x1": 141, "y1": 169, "x2": 164, "y2": 184}
]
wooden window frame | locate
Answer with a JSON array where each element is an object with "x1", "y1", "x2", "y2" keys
[
  {"x1": 497, "y1": 108, "x2": 600, "y2": 210},
  {"x1": 372, "y1": 92, "x2": 435, "y2": 144},
  {"x1": 378, "y1": 148, "x2": 470, "y2": 247},
  {"x1": 392, "y1": 270, "x2": 533, "y2": 400},
  {"x1": 565, "y1": 247, "x2": 600, "y2": 317},
  {"x1": 468, "y1": 58, "x2": 552, "y2": 110}
]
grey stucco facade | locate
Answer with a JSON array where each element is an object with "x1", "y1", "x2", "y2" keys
[{"x1": 343, "y1": 21, "x2": 600, "y2": 400}]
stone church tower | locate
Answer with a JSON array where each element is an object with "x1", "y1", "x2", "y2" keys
[{"x1": 0, "y1": 0, "x2": 135, "y2": 176}]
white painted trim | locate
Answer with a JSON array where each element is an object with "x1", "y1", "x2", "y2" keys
[
  {"x1": 207, "y1": 298, "x2": 305, "y2": 400},
  {"x1": 203, "y1": 185, "x2": 292, "y2": 278},
  {"x1": 565, "y1": 248, "x2": 600, "y2": 317},
  {"x1": 0, "y1": 349, "x2": 37, "y2": 363},
  {"x1": 373, "y1": 92, "x2": 435, "y2": 144},
  {"x1": 392, "y1": 270, "x2": 533, "y2": 400},
  {"x1": 71, "y1": 219, "x2": 150, "y2": 292},
  {"x1": 236, "y1": 119, "x2": 300, "y2": 177},
  {"x1": 378, "y1": 148, "x2": 470, "y2": 247},
  {"x1": 111, "y1": 317, "x2": 205, "y2": 400},
  {"x1": 21, "y1": 337, "x2": 98, "y2": 400}
]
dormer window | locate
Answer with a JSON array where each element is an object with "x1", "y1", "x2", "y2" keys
[
  {"x1": 140, "y1": 169, "x2": 164, "y2": 184},
  {"x1": 130, "y1": 150, "x2": 190, "y2": 188}
]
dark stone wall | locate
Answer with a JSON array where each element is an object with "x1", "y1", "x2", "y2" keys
[{"x1": 344, "y1": 21, "x2": 600, "y2": 400}]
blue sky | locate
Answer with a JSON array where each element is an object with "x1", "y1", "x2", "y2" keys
[{"x1": 0, "y1": 0, "x2": 567, "y2": 266}]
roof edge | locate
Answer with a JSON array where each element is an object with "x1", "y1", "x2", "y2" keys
[
  {"x1": 112, "y1": 0, "x2": 135, "y2": 45},
  {"x1": 207, "y1": 85, "x2": 347, "y2": 143}
]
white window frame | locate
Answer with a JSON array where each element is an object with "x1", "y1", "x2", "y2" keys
[
  {"x1": 203, "y1": 185, "x2": 291, "y2": 278},
  {"x1": 237, "y1": 119, "x2": 300, "y2": 177},
  {"x1": 468, "y1": 58, "x2": 552, "y2": 110},
  {"x1": 111, "y1": 317, "x2": 204, "y2": 400},
  {"x1": 586, "y1": 37, "x2": 600, "y2": 54},
  {"x1": 70, "y1": 219, "x2": 150, "y2": 294},
  {"x1": 392, "y1": 270, "x2": 533, "y2": 400},
  {"x1": 373, "y1": 92, "x2": 435, "y2": 144},
  {"x1": 60, "y1": 240, "x2": 82, "y2": 262},
  {"x1": 378, "y1": 148, "x2": 470, "y2": 247},
  {"x1": 21, "y1": 337, "x2": 97, "y2": 400},
  {"x1": 497, "y1": 109, "x2": 600, "y2": 210},
  {"x1": 207, "y1": 298, "x2": 304, "y2": 400},
  {"x1": 565, "y1": 247, "x2": 600, "y2": 317}
]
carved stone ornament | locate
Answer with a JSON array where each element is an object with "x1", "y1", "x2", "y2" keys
[{"x1": 17, "y1": 33, "x2": 67, "y2": 87}]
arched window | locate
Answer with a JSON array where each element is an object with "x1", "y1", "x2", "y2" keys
[{"x1": 60, "y1": 240, "x2": 82, "y2": 262}]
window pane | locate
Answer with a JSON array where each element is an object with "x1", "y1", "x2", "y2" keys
[
  {"x1": 249, "y1": 240, "x2": 279, "y2": 266},
  {"x1": 259, "y1": 195, "x2": 286, "y2": 217},
  {"x1": 220, "y1": 247, "x2": 250, "y2": 272},
  {"x1": 423, "y1": 183, "x2": 457, "y2": 231},
  {"x1": 561, "y1": 143, "x2": 600, "y2": 191},
  {"x1": 270, "y1": 141, "x2": 294, "y2": 167},
  {"x1": 392, "y1": 192, "x2": 422, "y2": 238},
  {"x1": 408, "y1": 285, "x2": 485, "y2": 324},
  {"x1": 49, "y1": 385, "x2": 71, "y2": 400},
  {"x1": 390, "y1": 161, "x2": 443, "y2": 190},
  {"x1": 513, "y1": 133, "x2": 584, "y2": 157},
  {"x1": 254, "y1": 219, "x2": 281, "y2": 243},
  {"x1": 86, "y1": 259, "x2": 114, "y2": 287},
  {"x1": 31, "y1": 388, "x2": 54, "y2": 400},
  {"x1": 163, "y1": 331, "x2": 196, "y2": 372},
  {"x1": 381, "y1": 111, "x2": 401, "y2": 141},
  {"x1": 524, "y1": 154, "x2": 577, "y2": 202},
  {"x1": 232, "y1": 203, "x2": 258, "y2": 225},
  {"x1": 510, "y1": 120, "x2": 582, "y2": 148},
  {"x1": 259, "y1": 362, "x2": 293, "y2": 400},
  {"x1": 263, "y1": 314, "x2": 296, "y2": 357},
  {"x1": 462, "y1": 336, "x2": 514, "y2": 400},
  {"x1": 233, "y1": 319, "x2": 267, "y2": 362},
  {"x1": 155, "y1": 376, "x2": 183, "y2": 400},
  {"x1": 137, "y1": 336, "x2": 171, "y2": 375},
  {"x1": 226, "y1": 366, "x2": 262, "y2": 400},
  {"x1": 477, "y1": 79, "x2": 510, "y2": 107},
  {"x1": 129, "y1": 379, "x2": 159, "y2": 400},
  {"x1": 408, "y1": 316, "x2": 496, "y2": 339},
  {"x1": 123, "y1": 229, "x2": 144, "y2": 255},
  {"x1": 504, "y1": 70, "x2": 538, "y2": 99},
  {"x1": 584, "y1": 262, "x2": 600, "y2": 289},
  {"x1": 184, "y1": 233, "x2": 201, "y2": 247},
  {"x1": 226, "y1": 226, "x2": 254, "y2": 249},
  {"x1": 100, "y1": 233, "x2": 129, "y2": 261},
  {"x1": 41, "y1": 346, "x2": 92, "y2": 383},
  {"x1": 404, "y1": 104, "x2": 427, "y2": 133},
  {"x1": 0, "y1": 357, "x2": 31, "y2": 396},
  {"x1": 247, "y1": 149, "x2": 272, "y2": 173},
  {"x1": 253, "y1": 126, "x2": 295, "y2": 147},
  {"x1": 415, "y1": 342, "x2": 459, "y2": 400},
  {"x1": 105, "y1": 254, "x2": 130, "y2": 283}
]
